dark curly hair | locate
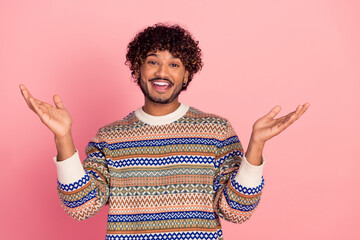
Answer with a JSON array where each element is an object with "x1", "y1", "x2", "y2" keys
[{"x1": 125, "y1": 23, "x2": 203, "y2": 90}]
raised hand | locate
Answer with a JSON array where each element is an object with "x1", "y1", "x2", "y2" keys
[
  {"x1": 251, "y1": 103, "x2": 310, "y2": 145},
  {"x1": 245, "y1": 103, "x2": 310, "y2": 166},
  {"x1": 19, "y1": 84, "x2": 72, "y2": 138}
]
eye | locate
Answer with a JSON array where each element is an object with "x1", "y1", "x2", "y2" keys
[
  {"x1": 147, "y1": 60, "x2": 158, "y2": 65},
  {"x1": 170, "y1": 63, "x2": 180, "y2": 67}
]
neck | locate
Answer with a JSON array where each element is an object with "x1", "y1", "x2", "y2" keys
[{"x1": 142, "y1": 98, "x2": 180, "y2": 116}]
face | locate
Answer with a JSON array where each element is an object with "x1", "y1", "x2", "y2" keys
[{"x1": 137, "y1": 50, "x2": 189, "y2": 104}]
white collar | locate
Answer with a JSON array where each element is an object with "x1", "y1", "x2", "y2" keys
[{"x1": 135, "y1": 103, "x2": 189, "y2": 126}]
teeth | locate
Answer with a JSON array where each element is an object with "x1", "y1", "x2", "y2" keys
[{"x1": 153, "y1": 82, "x2": 169, "y2": 86}]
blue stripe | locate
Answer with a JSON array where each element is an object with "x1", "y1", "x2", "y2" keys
[
  {"x1": 214, "y1": 150, "x2": 243, "y2": 168},
  {"x1": 62, "y1": 189, "x2": 97, "y2": 208},
  {"x1": 230, "y1": 172, "x2": 264, "y2": 195},
  {"x1": 106, "y1": 231, "x2": 220, "y2": 240},
  {"x1": 88, "y1": 136, "x2": 240, "y2": 150},
  {"x1": 107, "y1": 211, "x2": 215, "y2": 223},
  {"x1": 108, "y1": 155, "x2": 214, "y2": 168},
  {"x1": 223, "y1": 187, "x2": 259, "y2": 211},
  {"x1": 57, "y1": 173, "x2": 90, "y2": 192}
]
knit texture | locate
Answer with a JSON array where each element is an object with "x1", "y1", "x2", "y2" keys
[{"x1": 57, "y1": 106, "x2": 264, "y2": 240}]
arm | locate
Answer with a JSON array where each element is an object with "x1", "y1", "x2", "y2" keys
[
  {"x1": 55, "y1": 130, "x2": 110, "y2": 221},
  {"x1": 213, "y1": 122, "x2": 264, "y2": 224},
  {"x1": 213, "y1": 103, "x2": 310, "y2": 223},
  {"x1": 19, "y1": 84, "x2": 109, "y2": 220}
]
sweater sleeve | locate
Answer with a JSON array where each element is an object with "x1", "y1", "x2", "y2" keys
[
  {"x1": 213, "y1": 121, "x2": 264, "y2": 224},
  {"x1": 54, "y1": 130, "x2": 110, "y2": 221}
]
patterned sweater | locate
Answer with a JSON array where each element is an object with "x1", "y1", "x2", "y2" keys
[{"x1": 54, "y1": 104, "x2": 264, "y2": 240}]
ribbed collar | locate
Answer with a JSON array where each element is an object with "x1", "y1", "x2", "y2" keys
[{"x1": 135, "y1": 103, "x2": 189, "y2": 126}]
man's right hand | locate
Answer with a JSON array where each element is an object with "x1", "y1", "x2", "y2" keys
[
  {"x1": 20, "y1": 84, "x2": 72, "y2": 138},
  {"x1": 20, "y1": 84, "x2": 76, "y2": 161}
]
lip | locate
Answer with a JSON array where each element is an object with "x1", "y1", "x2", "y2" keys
[
  {"x1": 149, "y1": 78, "x2": 174, "y2": 86},
  {"x1": 150, "y1": 80, "x2": 172, "y2": 93}
]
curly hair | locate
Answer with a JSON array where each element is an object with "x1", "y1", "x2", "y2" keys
[{"x1": 125, "y1": 23, "x2": 203, "y2": 90}]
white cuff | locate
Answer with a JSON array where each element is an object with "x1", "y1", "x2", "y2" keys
[
  {"x1": 234, "y1": 156, "x2": 265, "y2": 188},
  {"x1": 53, "y1": 150, "x2": 86, "y2": 184}
]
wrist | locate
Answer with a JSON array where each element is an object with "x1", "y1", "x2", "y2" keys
[
  {"x1": 249, "y1": 133, "x2": 265, "y2": 149},
  {"x1": 245, "y1": 135, "x2": 265, "y2": 166},
  {"x1": 54, "y1": 131, "x2": 75, "y2": 161},
  {"x1": 54, "y1": 130, "x2": 72, "y2": 142}
]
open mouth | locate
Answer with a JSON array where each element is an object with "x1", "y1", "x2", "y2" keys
[{"x1": 150, "y1": 79, "x2": 173, "y2": 92}]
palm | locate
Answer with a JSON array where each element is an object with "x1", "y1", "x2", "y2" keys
[
  {"x1": 252, "y1": 104, "x2": 310, "y2": 144},
  {"x1": 20, "y1": 84, "x2": 72, "y2": 138}
]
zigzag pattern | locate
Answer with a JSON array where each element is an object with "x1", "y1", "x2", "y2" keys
[
  {"x1": 109, "y1": 193, "x2": 212, "y2": 209},
  {"x1": 111, "y1": 174, "x2": 213, "y2": 188},
  {"x1": 108, "y1": 155, "x2": 214, "y2": 168},
  {"x1": 107, "y1": 211, "x2": 215, "y2": 223},
  {"x1": 214, "y1": 150, "x2": 243, "y2": 168},
  {"x1": 89, "y1": 136, "x2": 240, "y2": 151},
  {"x1": 218, "y1": 195, "x2": 254, "y2": 223},
  {"x1": 62, "y1": 197, "x2": 103, "y2": 221},
  {"x1": 56, "y1": 107, "x2": 264, "y2": 238},
  {"x1": 62, "y1": 189, "x2": 97, "y2": 208},
  {"x1": 107, "y1": 217, "x2": 217, "y2": 231},
  {"x1": 223, "y1": 187, "x2": 258, "y2": 211},
  {"x1": 110, "y1": 184, "x2": 213, "y2": 197},
  {"x1": 87, "y1": 151, "x2": 105, "y2": 159},
  {"x1": 101, "y1": 118, "x2": 228, "y2": 143},
  {"x1": 103, "y1": 144, "x2": 215, "y2": 158},
  {"x1": 112, "y1": 166, "x2": 213, "y2": 178},
  {"x1": 226, "y1": 184, "x2": 261, "y2": 205},
  {"x1": 102, "y1": 123, "x2": 228, "y2": 142},
  {"x1": 105, "y1": 231, "x2": 220, "y2": 240}
]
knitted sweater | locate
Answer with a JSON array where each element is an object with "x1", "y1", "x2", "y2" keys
[{"x1": 54, "y1": 104, "x2": 264, "y2": 240}]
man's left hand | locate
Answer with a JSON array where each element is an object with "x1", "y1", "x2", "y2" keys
[{"x1": 251, "y1": 103, "x2": 310, "y2": 146}]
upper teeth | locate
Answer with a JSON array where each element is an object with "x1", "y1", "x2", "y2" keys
[{"x1": 153, "y1": 82, "x2": 169, "y2": 86}]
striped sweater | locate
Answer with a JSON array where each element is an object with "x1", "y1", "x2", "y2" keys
[{"x1": 54, "y1": 104, "x2": 264, "y2": 240}]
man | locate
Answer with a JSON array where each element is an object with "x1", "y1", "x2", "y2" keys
[{"x1": 20, "y1": 23, "x2": 309, "y2": 240}]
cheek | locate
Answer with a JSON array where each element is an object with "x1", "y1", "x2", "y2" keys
[{"x1": 141, "y1": 68, "x2": 156, "y2": 80}]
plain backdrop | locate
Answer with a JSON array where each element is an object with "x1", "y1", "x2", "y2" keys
[{"x1": 1, "y1": 0, "x2": 359, "y2": 239}]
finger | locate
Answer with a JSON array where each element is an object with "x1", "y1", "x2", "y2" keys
[
  {"x1": 20, "y1": 85, "x2": 36, "y2": 110},
  {"x1": 19, "y1": 84, "x2": 42, "y2": 104},
  {"x1": 19, "y1": 84, "x2": 31, "y2": 101},
  {"x1": 276, "y1": 110, "x2": 298, "y2": 130},
  {"x1": 274, "y1": 103, "x2": 310, "y2": 134},
  {"x1": 265, "y1": 105, "x2": 282, "y2": 119},
  {"x1": 29, "y1": 97, "x2": 49, "y2": 120},
  {"x1": 292, "y1": 105, "x2": 303, "y2": 121},
  {"x1": 29, "y1": 96, "x2": 43, "y2": 116},
  {"x1": 53, "y1": 95, "x2": 66, "y2": 110},
  {"x1": 295, "y1": 103, "x2": 310, "y2": 120}
]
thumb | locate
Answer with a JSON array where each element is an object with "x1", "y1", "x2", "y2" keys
[{"x1": 53, "y1": 95, "x2": 66, "y2": 110}]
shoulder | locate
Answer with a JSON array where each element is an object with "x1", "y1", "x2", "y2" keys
[
  {"x1": 185, "y1": 106, "x2": 230, "y2": 126},
  {"x1": 183, "y1": 106, "x2": 236, "y2": 137},
  {"x1": 186, "y1": 106, "x2": 240, "y2": 143},
  {"x1": 96, "y1": 111, "x2": 139, "y2": 136}
]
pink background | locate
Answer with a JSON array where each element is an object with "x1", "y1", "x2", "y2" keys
[{"x1": 1, "y1": 0, "x2": 359, "y2": 239}]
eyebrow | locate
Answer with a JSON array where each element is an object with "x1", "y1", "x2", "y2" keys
[
  {"x1": 146, "y1": 53, "x2": 158, "y2": 57},
  {"x1": 145, "y1": 53, "x2": 180, "y2": 59}
]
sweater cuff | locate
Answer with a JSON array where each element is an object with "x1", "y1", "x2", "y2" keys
[
  {"x1": 53, "y1": 150, "x2": 86, "y2": 184},
  {"x1": 234, "y1": 156, "x2": 265, "y2": 188}
]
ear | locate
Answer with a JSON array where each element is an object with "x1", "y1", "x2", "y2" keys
[
  {"x1": 184, "y1": 70, "x2": 189, "y2": 84},
  {"x1": 134, "y1": 69, "x2": 140, "y2": 79}
]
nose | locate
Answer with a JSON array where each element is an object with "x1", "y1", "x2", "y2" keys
[{"x1": 155, "y1": 63, "x2": 169, "y2": 78}]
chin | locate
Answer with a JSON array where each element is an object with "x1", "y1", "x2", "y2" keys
[{"x1": 148, "y1": 96, "x2": 172, "y2": 104}]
